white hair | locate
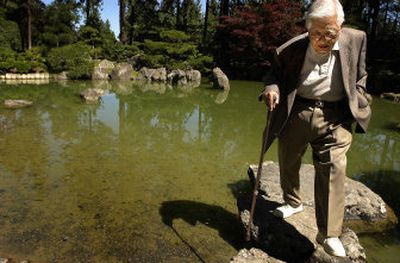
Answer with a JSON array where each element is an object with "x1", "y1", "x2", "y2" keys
[{"x1": 306, "y1": 0, "x2": 345, "y2": 30}]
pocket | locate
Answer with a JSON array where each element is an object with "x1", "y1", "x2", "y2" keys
[{"x1": 356, "y1": 87, "x2": 370, "y2": 108}]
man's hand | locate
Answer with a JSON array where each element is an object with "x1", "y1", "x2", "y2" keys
[{"x1": 261, "y1": 91, "x2": 279, "y2": 111}]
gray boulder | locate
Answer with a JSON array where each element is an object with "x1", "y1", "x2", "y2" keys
[
  {"x1": 127, "y1": 54, "x2": 141, "y2": 68},
  {"x1": 185, "y1": 69, "x2": 201, "y2": 84},
  {"x1": 231, "y1": 248, "x2": 284, "y2": 263},
  {"x1": 236, "y1": 161, "x2": 398, "y2": 262},
  {"x1": 212, "y1": 67, "x2": 230, "y2": 90},
  {"x1": 53, "y1": 71, "x2": 69, "y2": 80},
  {"x1": 92, "y1": 59, "x2": 115, "y2": 80},
  {"x1": 152, "y1": 68, "x2": 167, "y2": 82},
  {"x1": 4, "y1": 99, "x2": 33, "y2": 108},
  {"x1": 110, "y1": 63, "x2": 133, "y2": 81},
  {"x1": 139, "y1": 67, "x2": 167, "y2": 82},
  {"x1": 80, "y1": 88, "x2": 105, "y2": 103},
  {"x1": 381, "y1": 92, "x2": 400, "y2": 103},
  {"x1": 247, "y1": 162, "x2": 397, "y2": 233},
  {"x1": 168, "y1": 69, "x2": 188, "y2": 85}
]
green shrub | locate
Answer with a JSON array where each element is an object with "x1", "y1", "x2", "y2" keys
[
  {"x1": 0, "y1": 17, "x2": 21, "y2": 50},
  {"x1": 67, "y1": 60, "x2": 94, "y2": 79},
  {"x1": 168, "y1": 59, "x2": 189, "y2": 71},
  {"x1": 137, "y1": 54, "x2": 166, "y2": 68},
  {"x1": 0, "y1": 47, "x2": 46, "y2": 74},
  {"x1": 143, "y1": 40, "x2": 196, "y2": 60},
  {"x1": 159, "y1": 30, "x2": 190, "y2": 43},
  {"x1": 47, "y1": 43, "x2": 93, "y2": 79},
  {"x1": 103, "y1": 42, "x2": 141, "y2": 62},
  {"x1": 187, "y1": 55, "x2": 213, "y2": 73}
]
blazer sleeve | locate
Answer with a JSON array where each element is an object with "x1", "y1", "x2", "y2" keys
[
  {"x1": 259, "y1": 50, "x2": 282, "y2": 101},
  {"x1": 356, "y1": 31, "x2": 368, "y2": 94}
]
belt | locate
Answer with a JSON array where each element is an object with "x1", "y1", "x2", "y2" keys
[{"x1": 295, "y1": 96, "x2": 347, "y2": 109}]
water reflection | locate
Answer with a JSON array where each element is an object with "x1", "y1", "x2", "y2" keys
[
  {"x1": 0, "y1": 81, "x2": 399, "y2": 262},
  {"x1": 1, "y1": 79, "x2": 50, "y2": 85}
]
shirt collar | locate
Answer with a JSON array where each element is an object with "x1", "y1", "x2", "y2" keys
[{"x1": 332, "y1": 41, "x2": 339, "y2": 50}]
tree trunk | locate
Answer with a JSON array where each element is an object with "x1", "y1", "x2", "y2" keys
[
  {"x1": 392, "y1": 13, "x2": 399, "y2": 39},
  {"x1": 203, "y1": 0, "x2": 209, "y2": 43},
  {"x1": 369, "y1": 0, "x2": 381, "y2": 41},
  {"x1": 219, "y1": 0, "x2": 229, "y2": 24},
  {"x1": 127, "y1": 0, "x2": 136, "y2": 44},
  {"x1": 382, "y1": 0, "x2": 390, "y2": 34},
  {"x1": 27, "y1": 0, "x2": 32, "y2": 50},
  {"x1": 182, "y1": 0, "x2": 188, "y2": 31},
  {"x1": 176, "y1": 0, "x2": 181, "y2": 29},
  {"x1": 220, "y1": 0, "x2": 229, "y2": 17},
  {"x1": 119, "y1": 0, "x2": 128, "y2": 44},
  {"x1": 85, "y1": 0, "x2": 91, "y2": 26}
]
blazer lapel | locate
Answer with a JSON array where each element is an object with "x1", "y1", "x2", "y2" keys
[
  {"x1": 293, "y1": 36, "x2": 309, "y2": 87},
  {"x1": 287, "y1": 36, "x2": 308, "y2": 109}
]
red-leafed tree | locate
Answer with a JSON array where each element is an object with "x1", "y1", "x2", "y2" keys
[{"x1": 215, "y1": 0, "x2": 304, "y2": 80}]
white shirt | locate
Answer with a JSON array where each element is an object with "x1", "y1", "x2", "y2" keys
[{"x1": 296, "y1": 41, "x2": 345, "y2": 102}]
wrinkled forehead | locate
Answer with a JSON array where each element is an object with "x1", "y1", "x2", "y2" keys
[{"x1": 309, "y1": 16, "x2": 340, "y2": 31}]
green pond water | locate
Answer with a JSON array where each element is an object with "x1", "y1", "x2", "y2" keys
[{"x1": 0, "y1": 80, "x2": 399, "y2": 262}]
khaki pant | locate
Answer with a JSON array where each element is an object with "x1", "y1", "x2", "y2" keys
[{"x1": 278, "y1": 99, "x2": 353, "y2": 237}]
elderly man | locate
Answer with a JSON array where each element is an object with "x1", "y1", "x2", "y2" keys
[{"x1": 260, "y1": 0, "x2": 371, "y2": 257}]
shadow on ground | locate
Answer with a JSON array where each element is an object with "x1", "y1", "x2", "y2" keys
[
  {"x1": 159, "y1": 200, "x2": 244, "y2": 251},
  {"x1": 237, "y1": 194, "x2": 315, "y2": 262}
]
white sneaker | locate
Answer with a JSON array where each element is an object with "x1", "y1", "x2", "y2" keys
[
  {"x1": 272, "y1": 203, "x2": 304, "y2": 218},
  {"x1": 316, "y1": 233, "x2": 346, "y2": 257}
]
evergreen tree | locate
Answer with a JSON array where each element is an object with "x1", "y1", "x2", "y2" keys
[
  {"x1": 203, "y1": 0, "x2": 218, "y2": 46},
  {"x1": 79, "y1": 0, "x2": 103, "y2": 28},
  {"x1": 119, "y1": 0, "x2": 128, "y2": 44},
  {"x1": 41, "y1": 0, "x2": 80, "y2": 48},
  {"x1": 2, "y1": 0, "x2": 45, "y2": 50},
  {"x1": 126, "y1": 0, "x2": 158, "y2": 42},
  {"x1": 159, "y1": 0, "x2": 177, "y2": 28},
  {"x1": 180, "y1": 0, "x2": 202, "y2": 35}
]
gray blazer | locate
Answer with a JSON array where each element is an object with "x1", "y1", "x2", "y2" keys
[{"x1": 262, "y1": 27, "x2": 371, "y2": 151}]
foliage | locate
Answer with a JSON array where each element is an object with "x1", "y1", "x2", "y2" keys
[
  {"x1": 2, "y1": 0, "x2": 46, "y2": 50},
  {"x1": 0, "y1": 47, "x2": 46, "y2": 74},
  {"x1": 215, "y1": 0, "x2": 304, "y2": 80},
  {"x1": 46, "y1": 43, "x2": 94, "y2": 79},
  {"x1": 143, "y1": 39, "x2": 197, "y2": 58},
  {"x1": 187, "y1": 54, "x2": 213, "y2": 72},
  {"x1": 137, "y1": 54, "x2": 167, "y2": 68},
  {"x1": 0, "y1": 9, "x2": 21, "y2": 50},
  {"x1": 79, "y1": 0, "x2": 103, "y2": 28},
  {"x1": 39, "y1": 0, "x2": 80, "y2": 48},
  {"x1": 101, "y1": 42, "x2": 141, "y2": 63},
  {"x1": 160, "y1": 30, "x2": 191, "y2": 42}
]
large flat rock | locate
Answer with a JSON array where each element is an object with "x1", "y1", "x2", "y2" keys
[
  {"x1": 235, "y1": 161, "x2": 398, "y2": 262},
  {"x1": 248, "y1": 161, "x2": 397, "y2": 233}
]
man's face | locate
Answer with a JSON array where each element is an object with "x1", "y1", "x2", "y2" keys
[{"x1": 309, "y1": 16, "x2": 341, "y2": 55}]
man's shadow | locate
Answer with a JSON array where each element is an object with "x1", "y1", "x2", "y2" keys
[{"x1": 159, "y1": 180, "x2": 315, "y2": 262}]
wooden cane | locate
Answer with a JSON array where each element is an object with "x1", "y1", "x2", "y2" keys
[{"x1": 245, "y1": 109, "x2": 273, "y2": 241}]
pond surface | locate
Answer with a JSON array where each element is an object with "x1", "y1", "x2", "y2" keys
[{"x1": 0, "y1": 80, "x2": 399, "y2": 262}]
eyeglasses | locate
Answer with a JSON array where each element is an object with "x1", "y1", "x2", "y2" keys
[{"x1": 309, "y1": 29, "x2": 339, "y2": 41}]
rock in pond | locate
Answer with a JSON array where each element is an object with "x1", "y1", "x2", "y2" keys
[
  {"x1": 212, "y1": 67, "x2": 230, "y2": 91},
  {"x1": 231, "y1": 248, "x2": 284, "y2": 263},
  {"x1": 380, "y1": 92, "x2": 400, "y2": 103},
  {"x1": 92, "y1": 59, "x2": 115, "y2": 80},
  {"x1": 235, "y1": 161, "x2": 398, "y2": 262},
  {"x1": 80, "y1": 88, "x2": 105, "y2": 103},
  {"x1": 138, "y1": 67, "x2": 168, "y2": 82},
  {"x1": 110, "y1": 63, "x2": 133, "y2": 81},
  {"x1": 4, "y1": 99, "x2": 33, "y2": 108},
  {"x1": 168, "y1": 69, "x2": 188, "y2": 85},
  {"x1": 53, "y1": 71, "x2": 69, "y2": 80}
]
